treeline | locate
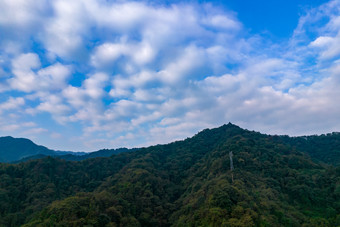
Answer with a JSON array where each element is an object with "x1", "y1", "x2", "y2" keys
[{"x1": 0, "y1": 123, "x2": 339, "y2": 226}]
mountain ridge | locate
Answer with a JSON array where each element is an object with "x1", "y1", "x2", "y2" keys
[{"x1": 1, "y1": 123, "x2": 340, "y2": 166}]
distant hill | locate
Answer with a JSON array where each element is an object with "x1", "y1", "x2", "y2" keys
[
  {"x1": 0, "y1": 123, "x2": 339, "y2": 226},
  {"x1": 0, "y1": 136, "x2": 58, "y2": 163},
  {"x1": 57, "y1": 148, "x2": 134, "y2": 161},
  {"x1": 0, "y1": 136, "x2": 133, "y2": 163}
]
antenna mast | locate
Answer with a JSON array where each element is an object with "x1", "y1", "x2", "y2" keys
[{"x1": 229, "y1": 151, "x2": 234, "y2": 183}]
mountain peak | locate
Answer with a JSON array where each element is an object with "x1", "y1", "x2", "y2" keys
[{"x1": 224, "y1": 122, "x2": 241, "y2": 128}]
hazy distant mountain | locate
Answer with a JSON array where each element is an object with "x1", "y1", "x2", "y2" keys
[
  {"x1": 0, "y1": 136, "x2": 133, "y2": 163},
  {"x1": 0, "y1": 136, "x2": 88, "y2": 163},
  {"x1": 57, "y1": 148, "x2": 134, "y2": 161},
  {"x1": 0, "y1": 136, "x2": 58, "y2": 163}
]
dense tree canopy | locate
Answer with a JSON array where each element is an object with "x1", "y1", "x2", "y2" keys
[{"x1": 0, "y1": 124, "x2": 339, "y2": 226}]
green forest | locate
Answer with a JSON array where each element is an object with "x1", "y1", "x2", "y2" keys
[{"x1": 0, "y1": 123, "x2": 339, "y2": 226}]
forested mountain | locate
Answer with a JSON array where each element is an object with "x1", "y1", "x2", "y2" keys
[
  {"x1": 0, "y1": 123, "x2": 339, "y2": 226},
  {"x1": 0, "y1": 136, "x2": 57, "y2": 163}
]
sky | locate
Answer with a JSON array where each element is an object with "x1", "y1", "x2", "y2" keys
[{"x1": 1, "y1": 0, "x2": 340, "y2": 152}]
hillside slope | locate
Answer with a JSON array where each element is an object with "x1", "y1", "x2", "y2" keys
[
  {"x1": 278, "y1": 133, "x2": 340, "y2": 166},
  {"x1": 0, "y1": 124, "x2": 339, "y2": 226}
]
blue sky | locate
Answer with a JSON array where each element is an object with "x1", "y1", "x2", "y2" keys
[{"x1": 1, "y1": 0, "x2": 340, "y2": 151}]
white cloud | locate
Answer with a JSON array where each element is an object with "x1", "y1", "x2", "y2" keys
[
  {"x1": 12, "y1": 52, "x2": 40, "y2": 69},
  {"x1": 41, "y1": 0, "x2": 90, "y2": 59},
  {"x1": 131, "y1": 111, "x2": 162, "y2": 126},
  {"x1": 202, "y1": 14, "x2": 240, "y2": 30},
  {"x1": 310, "y1": 36, "x2": 334, "y2": 47},
  {"x1": 58, "y1": 72, "x2": 110, "y2": 126},
  {"x1": 62, "y1": 86, "x2": 86, "y2": 108},
  {"x1": 9, "y1": 53, "x2": 71, "y2": 93},
  {"x1": 105, "y1": 99, "x2": 143, "y2": 121},
  {"x1": 0, "y1": 97, "x2": 25, "y2": 112},
  {"x1": 132, "y1": 41, "x2": 156, "y2": 65},
  {"x1": 91, "y1": 40, "x2": 156, "y2": 69},
  {"x1": 23, "y1": 127, "x2": 48, "y2": 135},
  {"x1": 310, "y1": 30, "x2": 340, "y2": 60},
  {"x1": 37, "y1": 94, "x2": 70, "y2": 116},
  {"x1": 0, "y1": 0, "x2": 47, "y2": 27},
  {"x1": 9, "y1": 53, "x2": 41, "y2": 92},
  {"x1": 0, "y1": 124, "x2": 20, "y2": 132},
  {"x1": 63, "y1": 73, "x2": 109, "y2": 108},
  {"x1": 89, "y1": 1, "x2": 150, "y2": 31},
  {"x1": 158, "y1": 45, "x2": 206, "y2": 85},
  {"x1": 133, "y1": 89, "x2": 165, "y2": 102},
  {"x1": 37, "y1": 63, "x2": 72, "y2": 90},
  {"x1": 83, "y1": 73, "x2": 109, "y2": 99},
  {"x1": 91, "y1": 42, "x2": 129, "y2": 68}
]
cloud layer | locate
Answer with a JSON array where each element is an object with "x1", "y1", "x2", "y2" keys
[{"x1": 1, "y1": 0, "x2": 340, "y2": 151}]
